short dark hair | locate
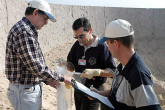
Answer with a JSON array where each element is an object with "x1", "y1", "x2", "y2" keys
[
  {"x1": 25, "y1": 7, "x2": 45, "y2": 16},
  {"x1": 72, "y1": 17, "x2": 91, "y2": 32},
  {"x1": 109, "y1": 35, "x2": 135, "y2": 48}
]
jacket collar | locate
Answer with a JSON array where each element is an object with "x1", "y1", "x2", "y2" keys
[
  {"x1": 79, "y1": 35, "x2": 99, "y2": 48},
  {"x1": 118, "y1": 52, "x2": 138, "y2": 76}
]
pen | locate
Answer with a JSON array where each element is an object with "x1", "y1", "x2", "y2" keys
[{"x1": 90, "y1": 85, "x2": 94, "y2": 89}]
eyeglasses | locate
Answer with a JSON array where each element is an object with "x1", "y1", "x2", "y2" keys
[
  {"x1": 73, "y1": 35, "x2": 85, "y2": 39},
  {"x1": 43, "y1": 15, "x2": 49, "y2": 21},
  {"x1": 39, "y1": 13, "x2": 49, "y2": 21},
  {"x1": 41, "y1": 15, "x2": 49, "y2": 22}
]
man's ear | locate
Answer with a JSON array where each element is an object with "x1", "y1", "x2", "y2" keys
[
  {"x1": 89, "y1": 28, "x2": 92, "y2": 34},
  {"x1": 33, "y1": 9, "x2": 38, "y2": 16},
  {"x1": 113, "y1": 40, "x2": 120, "y2": 48}
]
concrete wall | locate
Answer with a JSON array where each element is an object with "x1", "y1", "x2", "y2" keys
[{"x1": 0, "y1": 0, "x2": 165, "y2": 80}]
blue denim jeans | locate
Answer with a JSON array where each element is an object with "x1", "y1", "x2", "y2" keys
[{"x1": 7, "y1": 83, "x2": 42, "y2": 110}]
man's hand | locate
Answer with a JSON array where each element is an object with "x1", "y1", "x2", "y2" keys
[
  {"x1": 90, "y1": 86, "x2": 98, "y2": 93},
  {"x1": 47, "y1": 81, "x2": 60, "y2": 89},
  {"x1": 81, "y1": 69, "x2": 101, "y2": 79},
  {"x1": 67, "y1": 62, "x2": 75, "y2": 72},
  {"x1": 64, "y1": 76, "x2": 74, "y2": 86},
  {"x1": 87, "y1": 86, "x2": 98, "y2": 100},
  {"x1": 87, "y1": 96, "x2": 94, "y2": 100}
]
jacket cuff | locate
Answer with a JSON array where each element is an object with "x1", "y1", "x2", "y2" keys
[{"x1": 59, "y1": 77, "x2": 65, "y2": 82}]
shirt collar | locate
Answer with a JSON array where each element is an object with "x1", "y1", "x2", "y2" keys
[
  {"x1": 79, "y1": 35, "x2": 99, "y2": 48},
  {"x1": 22, "y1": 17, "x2": 38, "y2": 37},
  {"x1": 118, "y1": 52, "x2": 138, "y2": 75},
  {"x1": 90, "y1": 35, "x2": 99, "y2": 47}
]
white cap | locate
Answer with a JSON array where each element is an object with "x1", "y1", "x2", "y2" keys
[
  {"x1": 99, "y1": 19, "x2": 134, "y2": 44},
  {"x1": 28, "y1": 0, "x2": 56, "y2": 22}
]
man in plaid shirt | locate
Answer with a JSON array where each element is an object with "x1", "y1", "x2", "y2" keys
[{"x1": 5, "y1": 0, "x2": 72, "y2": 110}]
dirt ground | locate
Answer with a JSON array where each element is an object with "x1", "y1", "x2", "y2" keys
[{"x1": 0, "y1": 41, "x2": 165, "y2": 110}]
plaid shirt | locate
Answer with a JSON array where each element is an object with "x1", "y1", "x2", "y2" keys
[{"x1": 5, "y1": 17, "x2": 63, "y2": 84}]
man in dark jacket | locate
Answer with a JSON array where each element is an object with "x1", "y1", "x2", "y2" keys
[
  {"x1": 67, "y1": 17, "x2": 116, "y2": 110},
  {"x1": 81, "y1": 19, "x2": 161, "y2": 110}
]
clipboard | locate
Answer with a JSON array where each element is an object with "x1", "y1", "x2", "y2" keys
[{"x1": 71, "y1": 79, "x2": 115, "y2": 109}]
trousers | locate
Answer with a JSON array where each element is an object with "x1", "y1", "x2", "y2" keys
[
  {"x1": 7, "y1": 83, "x2": 42, "y2": 110},
  {"x1": 74, "y1": 85, "x2": 108, "y2": 110}
]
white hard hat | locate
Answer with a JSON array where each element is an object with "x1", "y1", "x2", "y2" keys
[
  {"x1": 28, "y1": 0, "x2": 56, "y2": 22},
  {"x1": 99, "y1": 19, "x2": 134, "y2": 44}
]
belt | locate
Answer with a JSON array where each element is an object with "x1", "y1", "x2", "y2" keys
[{"x1": 9, "y1": 81, "x2": 41, "y2": 85}]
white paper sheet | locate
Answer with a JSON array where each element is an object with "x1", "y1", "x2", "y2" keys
[{"x1": 73, "y1": 80, "x2": 114, "y2": 109}]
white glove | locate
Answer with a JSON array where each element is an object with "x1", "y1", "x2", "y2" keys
[
  {"x1": 81, "y1": 69, "x2": 101, "y2": 79},
  {"x1": 56, "y1": 58, "x2": 67, "y2": 67}
]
